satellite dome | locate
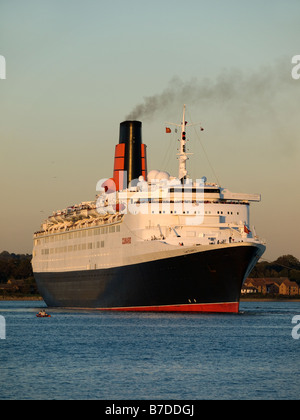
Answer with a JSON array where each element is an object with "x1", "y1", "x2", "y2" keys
[
  {"x1": 147, "y1": 170, "x2": 160, "y2": 182},
  {"x1": 147, "y1": 170, "x2": 170, "y2": 182},
  {"x1": 156, "y1": 171, "x2": 170, "y2": 180}
]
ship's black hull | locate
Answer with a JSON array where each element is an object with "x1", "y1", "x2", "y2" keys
[{"x1": 34, "y1": 244, "x2": 265, "y2": 313}]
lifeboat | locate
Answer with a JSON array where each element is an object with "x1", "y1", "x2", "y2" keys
[{"x1": 36, "y1": 311, "x2": 51, "y2": 318}]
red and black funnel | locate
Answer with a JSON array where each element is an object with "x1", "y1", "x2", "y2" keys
[{"x1": 113, "y1": 121, "x2": 147, "y2": 191}]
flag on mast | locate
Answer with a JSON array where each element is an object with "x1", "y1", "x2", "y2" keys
[{"x1": 244, "y1": 225, "x2": 251, "y2": 234}]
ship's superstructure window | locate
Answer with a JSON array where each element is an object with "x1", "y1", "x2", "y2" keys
[
  {"x1": 37, "y1": 235, "x2": 108, "y2": 256},
  {"x1": 34, "y1": 224, "x2": 121, "y2": 244},
  {"x1": 34, "y1": 225, "x2": 121, "y2": 256}
]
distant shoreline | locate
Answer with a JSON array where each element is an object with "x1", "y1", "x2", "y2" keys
[
  {"x1": 241, "y1": 297, "x2": 300, "y2": 302},
  {"x1": 0, "y1": 296, "x2": 43, "y2": 301}
]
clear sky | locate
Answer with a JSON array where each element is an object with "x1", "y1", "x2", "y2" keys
[{"x1": 0, "y1": 0, "x2": 299, "y2": 261}]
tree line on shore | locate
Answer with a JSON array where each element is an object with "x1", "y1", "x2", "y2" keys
[
  {"x1": 0, "y1": 251, "x2": 36, "y2": 297},
  {"x1": 249, "y1": 254, "x2": 300, "y2": 285},
  {"x1": 0, "y1": 251, "x2": 33, "y2": 283}
]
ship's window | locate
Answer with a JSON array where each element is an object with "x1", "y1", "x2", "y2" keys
[
  {"x1": 68, "y1": 246, "x2": 72, "y2": 252},
  {"x1": 96, "y1": 241, "x2": 100, "y2": 248},
  {"x1": 82, "y1": 231, "x2": 87, "y2": 237},
  {"x1": 74, "y1": 245, "x2": 77, "y2": 251},
  {"x1": 88, "y1": 243, "x2": 93, "y2": 249},
  {"x1": 101, "y1": 241, "x2": 105, "y2": 248},
  {"x1": 82, "y1": 243, "x2": 86, "y2": 250},
  {"x1": 116, "y1": 225, "x2": 120, "y2": 232},
  {"x1": 88, "y1": 230, "x2": 93, "y2": 237},
  {"x1": 237, "y1": 212, "x2": 239, "y2": 215},
  {"x1": 94, "y1": 228, "x2": 100, "y2": 235},
  {"x1": 109, "y1": 226, "x2": 115, "y2": 233}
]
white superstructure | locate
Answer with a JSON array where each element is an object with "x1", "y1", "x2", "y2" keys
[{"x1": 33, "y1": 171, "x2": 263, "y2": 273}]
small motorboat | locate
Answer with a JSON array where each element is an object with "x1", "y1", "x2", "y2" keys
[{"x1": 36, "y1": 311, "x2": 51, "y2": 318}]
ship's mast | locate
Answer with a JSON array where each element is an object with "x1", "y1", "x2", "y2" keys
[
  {"x1": 178, "y1": 104, "x2": 188, "y2": 182},
  {"x1": 166, "y1": 105, "x2": 202, "y2": 182}
]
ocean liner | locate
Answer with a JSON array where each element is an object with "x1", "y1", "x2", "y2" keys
[{"x1": 32, "y1": 106, "x2": 266, "y2": 313}]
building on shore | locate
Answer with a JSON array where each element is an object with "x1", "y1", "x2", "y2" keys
[{"x1": 242, "y1": 278, "x2": 299, "y2": 296}]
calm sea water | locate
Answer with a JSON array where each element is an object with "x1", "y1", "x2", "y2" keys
[{"x1": 0, "y1": 300, "x2": 299, "y2": 400}]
